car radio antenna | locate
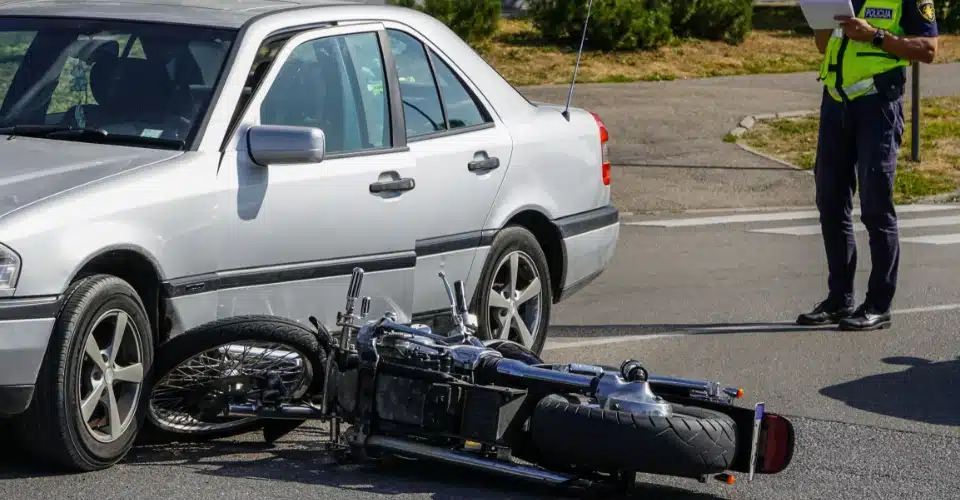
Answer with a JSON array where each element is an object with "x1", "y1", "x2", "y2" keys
[{"x1": 562, "y1": 0, "x2": 595, "y2": 121}]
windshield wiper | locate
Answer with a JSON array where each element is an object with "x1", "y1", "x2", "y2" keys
[
  {"x1": 0, "y1": 124, "x2": 185, "y2": 150},
  {"x1": 0, "y1": 124, "x2": 107, "y2": 138}
]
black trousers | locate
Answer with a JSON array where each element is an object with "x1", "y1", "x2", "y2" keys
[{"x1": 813, "y1": 88, "x2": 904, "y2": 313}]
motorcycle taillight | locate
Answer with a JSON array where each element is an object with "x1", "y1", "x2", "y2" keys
[{"x1": 760, "y1": 414, "x2": 795, "y2": 474}]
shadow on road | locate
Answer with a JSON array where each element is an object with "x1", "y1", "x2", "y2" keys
[
  {"x1": 819, "y1": 356, "x2": 960, "y2": 427},
  {"x1": 0, "y1": 424, "x2": 728, "y2": 500},
  {"x1": 550, "y1": 321, "x2": 828, "y2": 339}
]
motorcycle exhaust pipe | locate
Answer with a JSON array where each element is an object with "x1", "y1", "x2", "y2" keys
[
  {"x1": 366, "y1": 436, "x2": 585, "y2": 487},
  {"x1": 225, "y1": 403, "x2": 325, "y2": 420},
  {"x1": 483, "y1": 358, "x2": 597, "y2": 394}
]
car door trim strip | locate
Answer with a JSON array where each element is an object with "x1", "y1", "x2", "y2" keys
[
  {"x1": 159, "y1": 206, "x2": 618, "y2": 299},
  {"x1": 414, "y1": 230, "x2": 498, "y2": 258},
  {"x1": 162, "y1": 251, "x2": 417, "y2": 298},
  {"x1": 554, "y1": 205, "x2": 620, "y2": 239}
]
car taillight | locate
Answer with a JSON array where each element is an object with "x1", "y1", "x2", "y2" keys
[
  {"x1": 589, "y1": 111, "x2": 611, "y2": 186},
  {"x1": 759, "y1": 414, "x2": 794, "y2": 474}
]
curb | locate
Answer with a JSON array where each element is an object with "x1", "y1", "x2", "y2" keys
[
  {"x1": 726, "y1": 109, "x2": 819, "y2": 173},
  {"x1": 725, "y1": 112, "x2": 960, "y2": 206}
]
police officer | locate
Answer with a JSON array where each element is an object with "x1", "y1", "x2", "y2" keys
[{"x1": 796, "y1": 0, "x2": 939, "y2": 330}]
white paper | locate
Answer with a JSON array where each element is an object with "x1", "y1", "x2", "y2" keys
[{"x1": 799, "y1": 0, "x2": 857, "y2": 30}]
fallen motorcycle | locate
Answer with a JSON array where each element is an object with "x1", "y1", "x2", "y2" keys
[{"x1": 146, "y1": 268, "x2": 794, "y2": 494}]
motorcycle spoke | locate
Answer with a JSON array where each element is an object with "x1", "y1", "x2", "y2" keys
[{"x1": 148, "y1": 340, "x2": 312, "y2": 433}]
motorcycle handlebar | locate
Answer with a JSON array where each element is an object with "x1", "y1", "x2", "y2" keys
[{"x1": 453, "y1": 281, "x2": 467, "y2": 315}]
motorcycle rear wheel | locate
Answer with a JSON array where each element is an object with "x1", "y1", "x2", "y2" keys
[
  {"x1": 529, "y1": 394, "x2": 738, "y2": 479},
  {"x1": 143, "y1": 315, "x2": 328, "y2": 442}
]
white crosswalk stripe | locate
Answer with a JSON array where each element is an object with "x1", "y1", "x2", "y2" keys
[
  {"x1": 626, "y1": 204, "x2": 960, "y2": 246},
  {"x1": 901, "y1": 233, "x2": 960, "y2": 245},
  {"x1": 751, "y1": 215, "x2": 960, "y2": 236},
  {"x1": 626, "y1": 204, "x2": 958, "y2": 228}
]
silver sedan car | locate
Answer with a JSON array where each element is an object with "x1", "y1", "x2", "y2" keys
[{"x1": 0, "y1": 0, "x2": 619, "y2": 471}]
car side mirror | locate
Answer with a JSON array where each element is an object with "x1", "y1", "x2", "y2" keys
[{"x1": 246, "y1": 124, "x2": 325, "y2": 166}]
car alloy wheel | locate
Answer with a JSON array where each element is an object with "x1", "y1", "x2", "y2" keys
[
  {"x1": 77, "y1": 309, "x2": 145, "y2": 444},
  {"x1": 486, "y1": 250, "x2": 544, "y2": 349}
]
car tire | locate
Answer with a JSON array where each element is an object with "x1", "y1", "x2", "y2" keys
[
  {"x1": 471, "y1": 226, "x2": 553, "y2": 355},
  {"x1": 13, "y1": 274, "x2": 153, "y2": 472}
]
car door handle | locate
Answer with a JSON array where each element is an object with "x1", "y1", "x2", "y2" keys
[
  {"x1": 369, "y1": 177, "x2": 416, "y2": 193},
  {"x1": 468, "y1": 155, "x2": 500, "y2": 172}
]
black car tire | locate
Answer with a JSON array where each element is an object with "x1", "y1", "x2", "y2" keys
[
  {"x1": 13, "y1": 274, "x2": 154, "y2": 472},
  {"x1": 471, "y1": 226, "x2": 553, "y2": 356}
]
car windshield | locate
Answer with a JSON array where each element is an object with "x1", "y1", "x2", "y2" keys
[{"x1": 0, "y1": 17, "x2": 237, "y2": 149}]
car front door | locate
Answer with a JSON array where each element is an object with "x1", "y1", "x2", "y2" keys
[
  {"x1": 381, "y1": 26, "x2": 514, "y2": 317},
  {"x1": 213, "y1": 23, "x2": 422, "y2": 329}
]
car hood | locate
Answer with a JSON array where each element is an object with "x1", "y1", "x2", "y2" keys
[{"x1": 0, "y1": 136, "x2": 181, "y2": 218}]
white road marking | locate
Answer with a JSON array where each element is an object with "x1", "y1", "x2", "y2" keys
[
  {"x1": 543, "y1": 302, "x2": 960, "y2": 351},
  {"x1": 751, "y1": 215, "x2": 960, "y2": 236},
  {"x1": 900, "y1": 233, "x2": 960, "y2": 245},
  {"x1": 626, "y1": 204, "x2": 958, "y2": 228}
]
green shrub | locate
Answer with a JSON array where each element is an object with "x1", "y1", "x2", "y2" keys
[
  {"x1": 527, "y1": 0, "x2": 674, "y2": 51},
  {"x1": 676, "y1": 0, "x2": 753, "y2": 44},
  {"x1": 751, "y1": 5, "x2": 812, "y2": 34},
  {"x1": 669, "y1": 0, "x2": 700, "y2": 27},
  {"x1": 387, "y1": 0, "x2": 502, "y2": 44},
  {"x1": 936, "y1": 0, "x2": 960, "y2": 33}
]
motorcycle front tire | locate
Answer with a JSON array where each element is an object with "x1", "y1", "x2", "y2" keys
[
  {"x1": 142, "y1": 315, "x2": 327, "y2": 443},
  {"x1": 528, "y1": 394, "x2": 738, "y2": 478}
]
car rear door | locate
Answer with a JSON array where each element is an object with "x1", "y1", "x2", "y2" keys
[
  {"x1": 212, "y1": 23, "x2": 424, "y2": 329},
  {"x1": 380, "y1": 26, "x2": 514, "y2": 317}
]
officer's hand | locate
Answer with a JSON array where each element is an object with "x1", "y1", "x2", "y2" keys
[{"x1": 834, "y1": 15, "x2": 879, "y2": 42}]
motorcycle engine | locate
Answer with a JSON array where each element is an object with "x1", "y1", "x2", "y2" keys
[
  {"x1": 376, "y1": 330, "x2": 455, "y2": 373},
  {"x1": 372, "y1": 326, "x2": 497, "y2": 434}
]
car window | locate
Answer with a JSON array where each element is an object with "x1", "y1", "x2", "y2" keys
[
  {"x1": 259, "y1": 32, "x2": 389, "y2": 155},
  {"x1": 0, "y1": 31, "x2": 37, "y2": 105},
  {"x1": 387, "y1": 29, "x2": 445, "y2": 138},
  {"x1": 0, "y1": 19, "x2": 235, "y2": 148},
  {"x1": 428, "y1": 50, "x2": 490, "y2": 129},
  {"x1": 341, "y1": 32, "x2": 390, "y2": 150}
]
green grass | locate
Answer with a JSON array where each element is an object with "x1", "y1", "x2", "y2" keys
[
  {"x1": 475, "y1": 14, "x2": 960, "y2": 86},
  {"x1": 736, "y1": 96, "x2": 960, "y2": 203}
]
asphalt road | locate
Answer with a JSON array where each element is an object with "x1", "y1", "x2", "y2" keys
[{"x1": 2, "y1": 204, "x2": 959, "y2": 500}]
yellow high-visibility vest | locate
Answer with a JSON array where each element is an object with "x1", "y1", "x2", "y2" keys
[{"x1": 818, "y1": 0, "x2": 911, "y2": 102}]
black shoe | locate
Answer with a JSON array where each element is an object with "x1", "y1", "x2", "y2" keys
[
  {"x1": 838, "y1": 304, "x2": 892, "y2": 331},
  {"x1": 796, "y1": 299, "x2": 855, "y2": 325}
]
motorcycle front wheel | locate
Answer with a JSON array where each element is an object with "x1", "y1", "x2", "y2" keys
[
  {"x1": 528, "y1": 394, "x2": 738, "y2": 478},
  {"x1": 142, "y1": 315, "x2": 328, "y2": 442}
]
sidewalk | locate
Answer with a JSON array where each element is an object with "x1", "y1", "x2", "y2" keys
[{"x1": 519, "y1": 63, "x2": 960, "y2": 213}]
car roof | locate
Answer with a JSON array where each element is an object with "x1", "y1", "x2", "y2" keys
[{"x1": 0, "y1": 0, "x2": 387, "y2": 29}]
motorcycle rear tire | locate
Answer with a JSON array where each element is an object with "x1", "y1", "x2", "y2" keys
[
  {"x1": 142, "y1": 315, "x2": 328, "y2": 443},
  {"x1": 529, "y1": 394, "x2": 737, "y2": 478}
]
